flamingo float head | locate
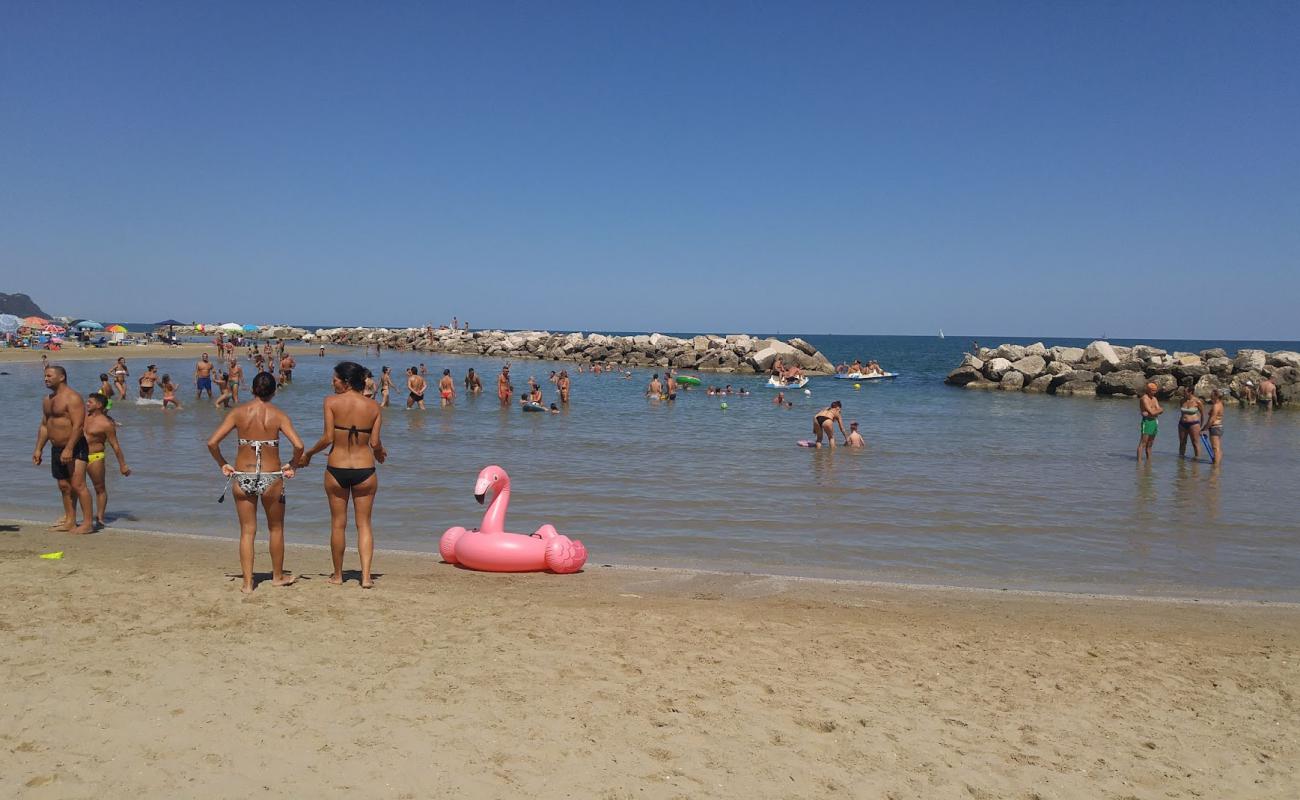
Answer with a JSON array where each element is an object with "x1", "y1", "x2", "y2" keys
[{"x1": 473, "y1": 464, "x2": 510, "y2": 505}]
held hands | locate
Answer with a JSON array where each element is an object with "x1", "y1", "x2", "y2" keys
[
  {"x1": 282, "y1": 464, "x2": 296, "y2": 480},
  {"x1": 298, "y1": 454, "x2": 312, "y2": 469}
]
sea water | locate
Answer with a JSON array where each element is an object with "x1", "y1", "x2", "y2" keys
[{"x1": 2, "y1": 334, "x2": 1298, "y2": 600}]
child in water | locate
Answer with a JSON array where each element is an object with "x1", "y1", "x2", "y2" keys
[{"x1": 161, "y1": 375, "x2": 181, "y2": 409}]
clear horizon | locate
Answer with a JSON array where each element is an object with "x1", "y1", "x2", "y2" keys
[{"x1": 3, "y1": 2, "x2": 1297, "y2": 340}]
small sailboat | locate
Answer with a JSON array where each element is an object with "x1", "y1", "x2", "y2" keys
[{"x1": 939, "y1": 328, "x2": 945, "y2": 339}]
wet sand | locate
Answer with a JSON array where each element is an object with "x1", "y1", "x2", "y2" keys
[{"x1": 2, "y1": 521, "x2": 1296, "y2": 798}]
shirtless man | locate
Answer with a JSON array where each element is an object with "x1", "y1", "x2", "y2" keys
[
  {"x1": 439, "y1": 369, "x2": 455, "y2": 407},
  {"x1": 1258, "y1": 376, "x2": 1277, "y2": 409},
  {"x1": 647, "y1": 373, "x2": 663, "y2": 398},
  {"x1": 465, "y1": 368, "x2": 483, "y2": 394},
  {"x1": 407, "y1": 367, "x2": 427, "y2": 410},
  {"x1": 195, "y1": 353, "x2": 215, "y2": 400},
  {"x1": 84, "y1": 392, "x2": 130, "y2": 528},
  {"x1": 227, "y1": 358, "x2": 244, "y2": 403},
  {"x1": 1204, "y1": 389, "x2": 1225, "y2": 464},
  {"x1": 497, "y1": 366, "x2": 513, "y2": 406},
  {"x1": 812, "y1": 401, "x2": 848, "y2": 448},
  {"x1": 1138, "y1": 382, "x2": 1163, "y2": 463},
  {"x1": 846, "y1": 421, "x2": 866, "y2": 448},
  {"x1": 557, "y1": 370, "x2": 571, "y2": 404},
  {"x1": 33, "y1": 366, "x2": 95, "y2": 533},
  {"x1": 279, "y1": 353, "x2": 295, "y2": 386},
  {"x1": 138, "y1": 364, "x2": 159, "y2": 399}
]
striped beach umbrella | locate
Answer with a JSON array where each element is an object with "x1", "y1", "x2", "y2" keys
[
  {"x1": 43, "y1": 323, "x2": 67, "y2": 334},
  {"x1": 105, "y1": 324, "x2": 128, "y2": 333}
]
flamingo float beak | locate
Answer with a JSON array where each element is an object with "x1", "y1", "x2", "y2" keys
[{"x1": 474, "y1": 492, "x2": 486, "y2": 505}]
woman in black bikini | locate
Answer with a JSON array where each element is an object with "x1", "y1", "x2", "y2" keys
[
  {"x1": 812, "y1": 400, "x2": 848, "y2": 448},
  {"x1": 301, "y1": 362, "x2": 386, "y2": 588}
]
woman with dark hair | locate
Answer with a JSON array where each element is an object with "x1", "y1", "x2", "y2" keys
[
  {"x1": 206, "y1": 371, "x2": 306, "y2": 594},
  {"x1": 380, "y1": 366, "x2": 394, "y2": 407},
  {"x1": 301, "y1": 361, "x2": 386, "y2": 589},
  {"x1": 812, "y1": 400, "x2": 848, "y2": 448}
]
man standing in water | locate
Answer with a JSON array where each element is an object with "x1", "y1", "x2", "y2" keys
[
  {"x1": 278, "y1": 352, "x2": 295, "y2": 386},
  {"x1": 228, "y1": 358, "x2": 244, "y2": 404},
  {"x1": 33, "y1": 366, "x2": 94, "y2": 533},
  {"x1": 646, "y1": 373, "x2": 663, "y2": 398},
  {"x1": 84, "y1": 392, "x2": 130, "y2": 528},
  {"x1": 195, "y1": 353, "x2": 215, "y2": 401},
  {"x1": 406, "y1": 367, "x2": 427, "y2": 410},
  {"x1": 497, "y1": 365, "x2": 513, "y2": 406},
  {"x1": 438, "y1": 369, "x2": 455, "y2": 407},
  {"x1": 1137, "y1": 382, "x2": 1162, "y2": 462}
]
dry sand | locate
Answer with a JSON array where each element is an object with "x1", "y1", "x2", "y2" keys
[
  {"x1": 0, "y1": 343, "x2": 325, "y2": 364},
  {"x1": 1, "y1": 521, "x2": 1296, "y2": 799}
]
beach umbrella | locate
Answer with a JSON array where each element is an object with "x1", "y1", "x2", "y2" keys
[
  {"x1": 43, "y1": 323, "x2": 67, "y2": 334},
  {"x1": 242, "y1": 324, "x2": 259, "y2": 332},
  {"x1": 74, "y1": 319, "x2": 104, "y2": 330},
  {"x1": 105, "y1": 324, "x2": 128, "y2": 333},
  {"x1": 0, "y1": 314, "x2": 19, "y2": 333},
  {"x1": 219, "y1": 322, "x2": 244, "y2": 332},
  {"x1": 154, "y1": 319, "x2": 185, "y2": 327},
  {"x1": 23, "y1": 315, "x2": 50, "y2": 327}
]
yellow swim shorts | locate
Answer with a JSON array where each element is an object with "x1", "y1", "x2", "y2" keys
[{"x1": 87, "y1": 451, "x2": 106, "y2": 464}]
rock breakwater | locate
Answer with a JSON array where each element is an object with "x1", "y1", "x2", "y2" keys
[
  {"x1": 314, "y1": 327, "x2": 836, "y2": 375},
  {"x1": 945, "y1": 341, "x2": 1299, "y2": 404}
]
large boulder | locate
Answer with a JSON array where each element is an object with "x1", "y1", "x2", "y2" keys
[
  {"x1": 1270, "y1": 351, "x2": 1300, "y2": 369},
  {"x1": 1174, "y1": 354, "x2": 1203, "y2": 367},
  {"x1": 1045, "y1": 361, "x2": 1073, "y2": 376},
  {"x1": 747, "y1": 341, "x2": 799, "y2": 371},
  {"x1": 1024, "y1": 375, "x2": 1053, "y2": 393},
  {"x1": 692, "y1": 335, "x2": 710, "y2": 352},
  {"x1": 1085, "y1": 341, "x2": 1120, "y2": 366},
  {"x1": 995, "y1": 344, "x2": 1027, "y2": 361},
  {"x1": 999, "y1": 371, "x2": 1025, "y2": 391},
  {"x1": 1172, "y1": 363, "x2": 1210, "y2": 382},
  {"x1": 1010, "y1": 355, "x2": 1047, "y2": 380},
  {"x1": 1050, "y1": 346, "x2": 1087, "y2": 364},
  {"x1": 1234, "y1": 349, "x2": 1267, "y2": 373},
  {"x1": 963, "y1": 379, "x2": 1000, "y2": 391},
  {"x1": 1049, "y1": 370, "x2": 1079, "y2": 389},
  {"x1": 1193, "y1": 374, "x2": 1227, "y2": 400},
  {"x1": 1206, "y1": 357, "x2": 1234, "y2": 377},
  {"x1": 1150, "y1": 374, "x2": 1179, "y2": 398},
  {"x1": 1097, "y1": 370, "x2": 1148, "y2": 397},
  {"x1": 1199, "y1": 348, "x2": 1228, "y2": 360},
  {"x1": 1145, "y1": 354, "x2": 1175, "y2": 373},
  {"x1": 1024, "y1": 342, "x2": 1048, "y2": 358},
  {"x1": 983, "y1": 357, "x2": 1013, "y2": 380},
  {"x1": 788, "y1": 338, "x2": 818, "y2": 357},
  {"x1": 1132, "y1": 345, "x2": 1168, "y2": 360},
  {"x1": 960, "y1": 354, "x2": 984, "y2": 371},
  {"x1": 1053, "y1": 381, "x2": 1097, "y2": 397}
]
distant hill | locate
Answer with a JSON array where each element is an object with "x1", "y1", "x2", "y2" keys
[{"x1": 0, "y1": 292, "x2": 50, "y2": 318}]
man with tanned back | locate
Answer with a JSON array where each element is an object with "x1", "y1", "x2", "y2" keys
[
  {"x1": 195, "y1": 353, "x2": 215, "y2": 401},
  {"x1": 33, "y1": 366, "x2": 95, "y2": 533},
  {"x1": 84, "y1": 392, "x2": 131, "y2": 528},
  {"x1": 1137, "y1": 382, "x2": 1163, "y2": 463},
  {"x1": 228, "y1": 358, "x2": 244, "y2": 404}
]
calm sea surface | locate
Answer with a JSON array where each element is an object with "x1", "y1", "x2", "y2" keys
[{"x1": 3, "y1": 334, "x2": 1298, "y2": 600}]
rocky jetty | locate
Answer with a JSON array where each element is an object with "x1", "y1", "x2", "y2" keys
[
  {"x1": 313, "y1": 327, "x2": 836, "y2": 375},
  {"x1": 945, "y1": 341, "x2": 1299, "y2": 404}
]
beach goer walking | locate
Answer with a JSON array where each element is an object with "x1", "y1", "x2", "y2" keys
[
  {"x1": 205, "y1": 372, "x2": 305, "y2": 593},
  {"x1": 497, "y1": 365, "x2": 513, "y2": 406},
  {"x1": 301, "y1": 362, "x2": 386, "y2": 589},
  {"x1": 98, "y1": 373, "x2": 114, "y2": 407},
  {"x1": 138, "y1": 364, "x2": 158, "y2": 399},
  {"x1": 380, "y1": 366, "x2": 394, "y2": 407},
  {"x1": 195, "y1": 353, "x2": 215, "y2": 400},
  {"x1": 228, "y1": 359, "x2": 244, "y2": 404},
  {"x1": 33, "y1": 366, "x2": 95, "y2": 533},
  {"x1": 812, "y1": 401, "x2": 847, "y2": 448},
  {"x1": 1177, "y1": 386, "x2": 1205, "y2": 459},
  {"x1": 406, "y1": 367, "x2": 427, "y2": 409},
  {"x1": 111, "y1": 357, "x2": 129, "y2": 400},
  {"x1": 1205, "y1": 389, "x2": 1225, "y2": 464},
  {"x1": 439, "y1": 369, "x2": 455, "y2": 407},
  {"x1": 84, "y1": 392, "x2": 130, "y2": 529},
  {"x1": 1138, "y1": 382, "x2": 1162, "y2": 462}
]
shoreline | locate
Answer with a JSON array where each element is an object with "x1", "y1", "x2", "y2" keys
[
  {"x1": 4, "y1": 515, "x2": 1295, "y2": 607},
  {"x1": 3, "y1": 519, "x2": 1297, "y2": 797},
  {"x1": 0, "y1": 341, "x2": 323, "y2": 363}
]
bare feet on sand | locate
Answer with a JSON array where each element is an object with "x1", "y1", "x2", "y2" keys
[
  {"x1": 327, "y1": 574, "x2": 343, "y2": 585},
  {"x1": 240, "y1": 583, "x2": 254, "y2": 595},
  {"x1": 271, "y1": 573, "x2": 297, "y2": 587}
]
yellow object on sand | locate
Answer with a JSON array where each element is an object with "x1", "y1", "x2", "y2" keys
[{"x1": 40, "y1": 551, "x2": 64, "y2": 560}]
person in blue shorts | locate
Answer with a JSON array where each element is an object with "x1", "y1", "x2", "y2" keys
[{"x1": 195, "y1": 352, "x2": 215, "y2": 401}]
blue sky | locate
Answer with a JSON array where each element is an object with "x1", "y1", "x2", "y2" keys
[{"x1": 2, "y1": 1, "x2": 1296, "y2": 339}]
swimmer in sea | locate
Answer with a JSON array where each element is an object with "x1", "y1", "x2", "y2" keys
[
  {"x1": 846, "y1": 421, "x2": 866, "y2": 448},
  {"x1": 464, "y1": 367, "x2": 483, "y2": 394},
  {"x1": 1137, "y1": 382, "x2": 1162, "y2": 463},
  {"x1": 34, "y1": 366, "x2": 94, "y2": 533},
  {"x1": 647, "y1": 373, "x2": 663, "y2": 398},
  {"x1": 279, "y1": 353, "x2": 295, "y2": 386},
  {"x1": 300, "y1": 361, "x2": 386, "y2": 589},
  {"x1": 83, "y1": 392, "x2": 130, "y2": 529},
  {"x1": 812, "y1": 400, "x2": 848, "y2": 448},
  {"x1": 774, "y1": 391, "x2": 785, "y2": 405},
  {"x1": 1204, "y1": 388, "x2": 1225, "y2": 465},
  {"x1": 406, "y1": 367, "x2": 427, "y2": 410},
  {"x1": 195, "y1": 353, "x2": 215, "y2": 401},
  {"x1": 206, "y1": 372, "x2": 305, "y2": 593},
  {"x1": 557, "y1": 370, "x2": 571, "y2": 404},
  {"x1": 497, "y1": 366, "x2": 513, "y2": 406},
  {"x1": 439, "y1": 369, "x2": 455, "y2": 407}
]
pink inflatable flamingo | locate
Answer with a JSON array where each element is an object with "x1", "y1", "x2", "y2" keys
[{"x1": 439, "y1": 465, "x2": 587, "y2": 573}]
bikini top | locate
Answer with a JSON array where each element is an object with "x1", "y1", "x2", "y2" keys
[{"x1": 334, "y1": 425, "x2": 373, "y2": 445}]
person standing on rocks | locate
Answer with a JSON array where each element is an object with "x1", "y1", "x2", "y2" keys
[{"x1": 1137, "y1": 383, "x2": 1162, "y2": 463}]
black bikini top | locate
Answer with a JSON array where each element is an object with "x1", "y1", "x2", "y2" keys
[{"x1": 334, "y1": 425, "x2": 373, "y2": 444}]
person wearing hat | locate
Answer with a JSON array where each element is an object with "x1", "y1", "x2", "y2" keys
[
  {"x1": 1137, "y1": 382, "x2": 1163, "y2": 463},
  {"x1": 1240, "y1": 379, "x2": 1256, "y2": 405}
]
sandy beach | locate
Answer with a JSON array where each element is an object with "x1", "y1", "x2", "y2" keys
[
  {"x1": 0, "y1": 342, "x2": 325, "y2": 364},
  {"x1": 2, "y1": 522, "x2": 1296, "y2": 799}
]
